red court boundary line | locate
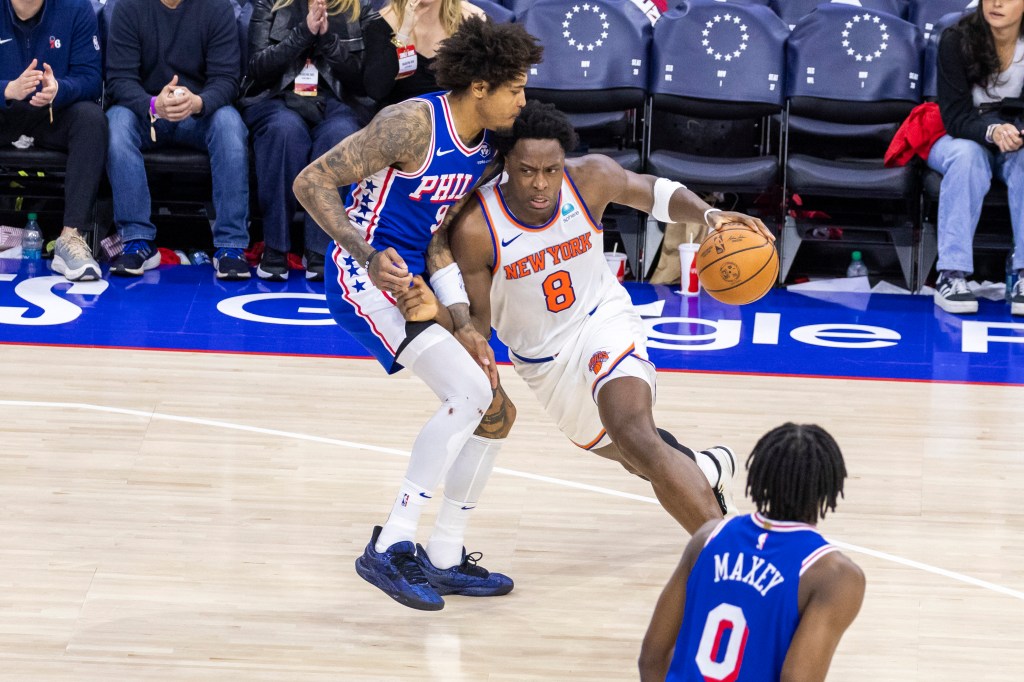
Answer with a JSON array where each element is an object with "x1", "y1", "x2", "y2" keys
[{"x1": 3, "y1": 340, "x2": 1023, "y2": 388}]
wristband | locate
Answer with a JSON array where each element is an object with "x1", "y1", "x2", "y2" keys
[
  {"x1": 363, "y1": 250, "x2": 381, "y2": 273},
  {"x1": 986, "y1": 123, "x2": 998, "y2": 144},
  {"x1": 430, "y1": 262, "x2": 470, "y2": 307},
  {"x1": 703, "y1": 207, "x2": 722, "y2": 227}
]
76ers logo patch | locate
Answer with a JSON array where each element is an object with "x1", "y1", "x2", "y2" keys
[{"x1": 588, "y1": 350, "x2": 610, "y2": 374}]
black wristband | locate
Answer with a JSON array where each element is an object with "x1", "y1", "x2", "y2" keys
[{"x1": 364, "y1": 250, "x2": 381, "y2": 273}]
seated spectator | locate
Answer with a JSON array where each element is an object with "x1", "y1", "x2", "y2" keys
[
  {"x1": 931, "y1": 0, "x2": 1024, "y2": 315},
  {"x1": 362, "y1": 0, "x2": 485, "y2": 108},
  {"x1": 104, "y1": 0, "x2": 251, "y2": 279},
  {"x1": 240, "y1": 0, "x2": 372, "y2": 281},
  {"x1": 1, "y1": 0, "x2": 106, "y2": 281}
]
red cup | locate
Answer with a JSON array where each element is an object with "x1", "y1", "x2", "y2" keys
[
  {"x1": 679, "y1": 243, "x2": 700, "y2": 296},
  {"x1": 604, "y1": 252, "x2": 627, "y2": 283}
]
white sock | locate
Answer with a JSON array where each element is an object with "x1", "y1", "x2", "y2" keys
[
  {"x1": 695, "y1": 450, "x2": 721, "y2": 488},
  {"x1": 376, "y1": 478, "x2": 433, "y2": 552},
  {"x1": 426, "y1": 436, "x2": 504, "y2": 569},
  {"x1": 425, "y1": 496, "x2": 472, "y2": 569}
]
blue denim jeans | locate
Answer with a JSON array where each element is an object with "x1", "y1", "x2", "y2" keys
[
  {"x1": 927, "y1": 134, "x2": 1024, "y2": 273},
  {"x1": 242, "y1": 96, "x2": 365, "y2": 255},
  {"x1": 106, "y1": 104, "x2": 251, "y2": 248}
]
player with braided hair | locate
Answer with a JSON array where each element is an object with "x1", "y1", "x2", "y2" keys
[{"x1": 640, "y1": 423, "x2": 865, "y2": 681}]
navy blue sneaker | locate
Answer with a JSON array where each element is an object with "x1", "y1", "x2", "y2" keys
[
  {"x1": 213, "y1": 247, "x2": 251, "y2": 280},
  {"x1": 110, "y1": 239, "x2": 159, "y2": 277},
  {"x1": 355, "y1": 526, "x2": 444, "y2": 611},
  {"x1": 415, "y1": 544, "x2": 514, "y2": 597}
]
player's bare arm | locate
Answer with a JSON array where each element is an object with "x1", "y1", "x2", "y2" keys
[
  {"x1": 639, "y1": 520, "x2": 718, "y2": 681},
  {"x1": 425, "y1": 157, "x2": 504, "y2": 276},
  {"x1": 448, "y1": 200, "x2": 496, "y2": 338},
  {"x1": 568, "y1": 155, "x2": 773, "y2": 242},
  {"x1": 425, "y1": 157, "x2": 503, "y2": 338},
  {"x1": 293, "y1": 101, "x2": 432, "y2": 291},
  {"x1": 780, "y1": 552, "x2": 866, "y2": 682},
  {"x1": 398, "y1": 200, "x2": 499, "y2": 387}
]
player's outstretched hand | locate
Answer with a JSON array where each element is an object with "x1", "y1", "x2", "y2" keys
[
  {"x1": 709, "y1": 211, "x2": 775, "y2": 243},
  {"x1": 368, "y1": 246, "x2": 413, "y2": 294},
  {"x1": 395, "y1": 275, "x2": 439, "y2": 322},
  {"x1": 454, "y1": 324, "x2": 498, "y2": 390}
]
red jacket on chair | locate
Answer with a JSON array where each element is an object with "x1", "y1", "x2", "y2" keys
[{"x1": 884, "y1": 102, "x2": 947, "y2": 167}]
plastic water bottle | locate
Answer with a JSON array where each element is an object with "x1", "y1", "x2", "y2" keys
[
  {"x1": 1006, "y1": 250, "x2": 1016, "y2": 302},
  {"x1": 846, "y1": 250, "x2": 868, "y2": 278},
  {"x1": 22, "y1": 213, "x2": 43, "y2": 260}
]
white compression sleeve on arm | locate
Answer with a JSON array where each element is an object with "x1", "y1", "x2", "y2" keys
[{"x1": 652, "y1": 178, "x2": 685, "y2": 223}]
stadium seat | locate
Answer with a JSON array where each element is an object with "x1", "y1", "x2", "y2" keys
[
  {"x1": 500, "y1": 0, "x2": 536, "y2": 15},
  {"x1": 517, "y1": 0, "x2": 653, "y2": 172},
  {"x1": 475, "y1": 0, "x2": 516, "y2": 22},
  {"x1": 922, "y1": 10, "x2": 968, "y2": 101},
  {"x1": 780, "y1": 3, "x2": 924, "y2": 287},
  {"x1": 647, "y1": 1, "x2": 788, "y2": 201},
  {"x1": 769, "y1": 0, "x2": 908, "y2": 29},
  {"x1": 908, "y1": 0, "x2": 974, "y2": 42}
]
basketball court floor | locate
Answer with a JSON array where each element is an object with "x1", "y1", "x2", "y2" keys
[{"x1": 1, "y1": 258, "x2": 1023, "y2": 680}]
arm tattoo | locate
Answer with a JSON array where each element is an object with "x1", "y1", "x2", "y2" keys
[
  {"x1": 425, "y1": 157, "x2": 504, "y2": 276},
  {"x1": 292, "y1": 101, "x2": 433, "y2": 263}
]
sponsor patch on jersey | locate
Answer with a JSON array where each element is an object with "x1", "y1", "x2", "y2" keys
[
  {"x1": 561, "y1": 202, "x2": 580, "y2": 220},
  {"x1": 588, "y1": 350, "x2": 610, "y2": 374}
]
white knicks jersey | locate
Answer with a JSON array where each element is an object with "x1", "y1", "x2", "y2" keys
[{"x1": 477, "y1": 171, "x2": 632, "y2": 359}]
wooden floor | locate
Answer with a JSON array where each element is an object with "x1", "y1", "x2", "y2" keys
[{"x1": 2, "y1": 344, "x2": 1023, "y2": 681}]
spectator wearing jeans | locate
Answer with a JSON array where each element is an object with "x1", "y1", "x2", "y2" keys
[
  {"x1": 1, "y1": 0, "x2": 106, "y2": 281},
  {"x1": 931, "y1": 0, "x2": 1024, "y2": 315},
  {"x1": 105, "y1": 0, "x2": 251, "y2": 279},
  {"x1": 240, "y1": 0, "x2": 372, "y2": 281}
]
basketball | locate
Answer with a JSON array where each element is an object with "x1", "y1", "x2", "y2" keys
[{"x1": 696, "y1": 224, "x2": 778, "y2": 305}]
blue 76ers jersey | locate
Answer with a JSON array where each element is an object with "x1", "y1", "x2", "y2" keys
[
  {"x1": 668, "y1": 513, "x2": 835, "y2": 682},
  {"x1": 344, "y1": 91, "x2": 494, "y2": 276}
]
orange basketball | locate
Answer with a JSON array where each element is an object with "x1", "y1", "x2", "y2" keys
[{"x1": 696, "y1": 224, "x2": 778, "y2": 305}]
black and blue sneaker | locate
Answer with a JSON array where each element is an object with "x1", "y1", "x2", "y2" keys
[
  {"x1": 213, "y1": 247, "x2": 251, "y2": 280},
  {"x1": 110, "y1": 239, "x2": 160, "y2": 277},
  {"x1": 415, "y1": 544, "x2": 514, "y2": 597},
  {"x1": 354, "y1": 526, "x2": 444, "y2": 611}
]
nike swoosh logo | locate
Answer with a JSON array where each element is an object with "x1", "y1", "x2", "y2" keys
[
  {"x1": 436, "y1": 148, "x2": 455, "y2": 156},
  {"x1": 418, "y1": 491, "x2": 432, "y2": 499},
  {"x1": 460, "y1": 505, "x2": 476, "y2": 511},
  {"x1": 0, "y1": 39, "x2": 13, "y2": 45},
  {"x1": 500, "y1": 234, "x2": 523, "y2": 247}
]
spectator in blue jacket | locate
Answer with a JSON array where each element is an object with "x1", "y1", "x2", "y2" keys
[
  {"x1": 240, "y1": 0, "x2": 372, "y2": 282},
  {"x1": 1, "y1": 0, "x2": 106, "y2": 281},
  {"x1": 104, "y1": 0, "x2": 251, "y2": 280}
]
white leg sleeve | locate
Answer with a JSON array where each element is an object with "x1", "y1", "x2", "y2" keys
[{"x1": 398, "y1": 327, "x2": 493, "y2": 491}]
